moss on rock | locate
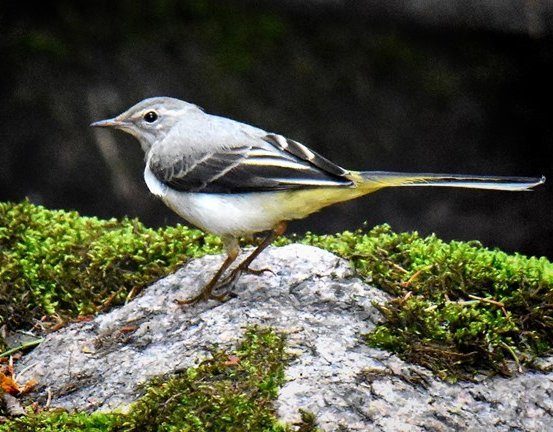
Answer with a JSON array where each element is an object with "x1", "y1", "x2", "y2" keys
[
  {"x1": 301, "y1": 225, "x2": 553, "y2": 380},
  {"x1": 0, "y1": 200, "x2": 222, "y2": 330},
  {"x1": 0, "y1": 327, "x2": 311, "y2": 432},
  {"x1": 1, "y1": 199, "x2": 552, "y2": 383}
]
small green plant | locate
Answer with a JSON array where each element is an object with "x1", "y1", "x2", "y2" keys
[
  {"x1": 301, "y1": 225, "x2": 553, "y2": 380},
  {"x1": 0, "y1": 327, "x2": 308, "y2": 432},
  {"x1": 0, "y1": 410, "x2": 122, "y2": 432}
]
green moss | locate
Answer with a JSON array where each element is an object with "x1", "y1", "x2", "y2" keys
[
  {"x1": 117, "y1": 327, "x2": 291, "y2": 432},
  {"x1": 0, "y1": 200, "x2": 222, "y2": 330},
  {"x1": 2, "y1": 200, "x2": 552, "y2": 383},
  {"x1": 0, "y1": 410, "x2": 122, "y2": 432},
  {"x1": 301, "y1": 224, "x2": 553, "y2": 380},
  {"x1": 0, "y1": 327, "x2": 319, "y2": 432}
]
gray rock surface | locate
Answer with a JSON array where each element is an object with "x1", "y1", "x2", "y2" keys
[{"x1": 17, "y1": 245, "x2": 553, "y2": 431}]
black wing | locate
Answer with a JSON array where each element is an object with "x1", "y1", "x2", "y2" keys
[{"x1": 148, "y1": 134, "x2": 352, "y2": 193}]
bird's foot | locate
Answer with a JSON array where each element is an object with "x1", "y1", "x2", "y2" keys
[
  {"x1": 219, "y1": 265, "x2": 274, "y2": 287},
  {"x1": 175, "y1": 277, "x2": 238, "y2": 306},
  {"x1": 240, "y1": 266, "x2": 275, "y2": 277},
  {"x1": 174, "y1": 290, "x2": 227, "y2": 305},
  {"x1": 175, "y1": 265, "x2": 274, "y2": 306}
]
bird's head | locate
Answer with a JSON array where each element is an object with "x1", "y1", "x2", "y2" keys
[{"x1": 91, "y1": 97, "x2": 202, "y2": 153}]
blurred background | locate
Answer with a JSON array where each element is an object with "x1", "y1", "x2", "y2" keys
[{"x1": 0, "y1": 0, "x2": 551, "y2": 258}]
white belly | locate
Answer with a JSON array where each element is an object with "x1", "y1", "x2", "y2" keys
[
  {"x1": 144, "y1": 165, "x2": 361, "y2": 237},
  {"x1": 144, "y1": 165, "x2": 282, "y2": 236},
  {"x1": 165, "y1": 190, "x2": 288, "y2": 236}
]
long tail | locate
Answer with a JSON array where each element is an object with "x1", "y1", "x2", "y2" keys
[{"x1": 352, "y1": 171, "x2": 545, "y2": 192}]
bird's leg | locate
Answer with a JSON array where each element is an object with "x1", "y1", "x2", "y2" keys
[
  {"x1": 176, "y1": 237, "x2": 240, "y2": 304},
  {"x1": 177, "y1": 222, "x2": 286, "y2": 304},
  {"x1": 221, "y1": 221, "x2": 287, "y2": 285}
]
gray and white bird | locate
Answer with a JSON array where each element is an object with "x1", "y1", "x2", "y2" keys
[{"x1": 91, "y1": 97, "x2": 545, "y2": 303}]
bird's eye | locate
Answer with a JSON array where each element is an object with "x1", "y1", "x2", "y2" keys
[{"x1": 143, "y1": 111, "x2": 158, "y2": 123}]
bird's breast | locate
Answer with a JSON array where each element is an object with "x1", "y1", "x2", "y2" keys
[{"x1": 144, "y1": 165, "x2": 168, "y2": 197}]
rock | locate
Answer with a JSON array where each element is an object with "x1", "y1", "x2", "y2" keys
[{"x1": 16, "y1": 244, "x2": 553, "y2": 431}]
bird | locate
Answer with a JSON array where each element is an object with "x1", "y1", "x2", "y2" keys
[{"x1": 91, "y1": 97, "x2": 545, "y2": 303}]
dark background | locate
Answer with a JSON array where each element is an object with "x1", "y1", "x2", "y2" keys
[{"x1": 1, "y1": 1, "x2": 551, "y2": 258}]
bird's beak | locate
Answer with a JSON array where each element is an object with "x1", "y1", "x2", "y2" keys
[{"x1": 90, "y1": 117, "x2": 123, "y2": 128}]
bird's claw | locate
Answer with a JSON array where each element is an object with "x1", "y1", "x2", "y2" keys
[
  {"x1": 240, "y1": 266, "x2": 275, "y2": 277},
  {"x1": 174, "y1": 290, "x2": 227, "y2": 305},
  {"x1": 175, "y1": 265, "x2": 274, "y2": 306},
  {"x1": 175, "y1": 277, "x2": 238, "y2": 306}
]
